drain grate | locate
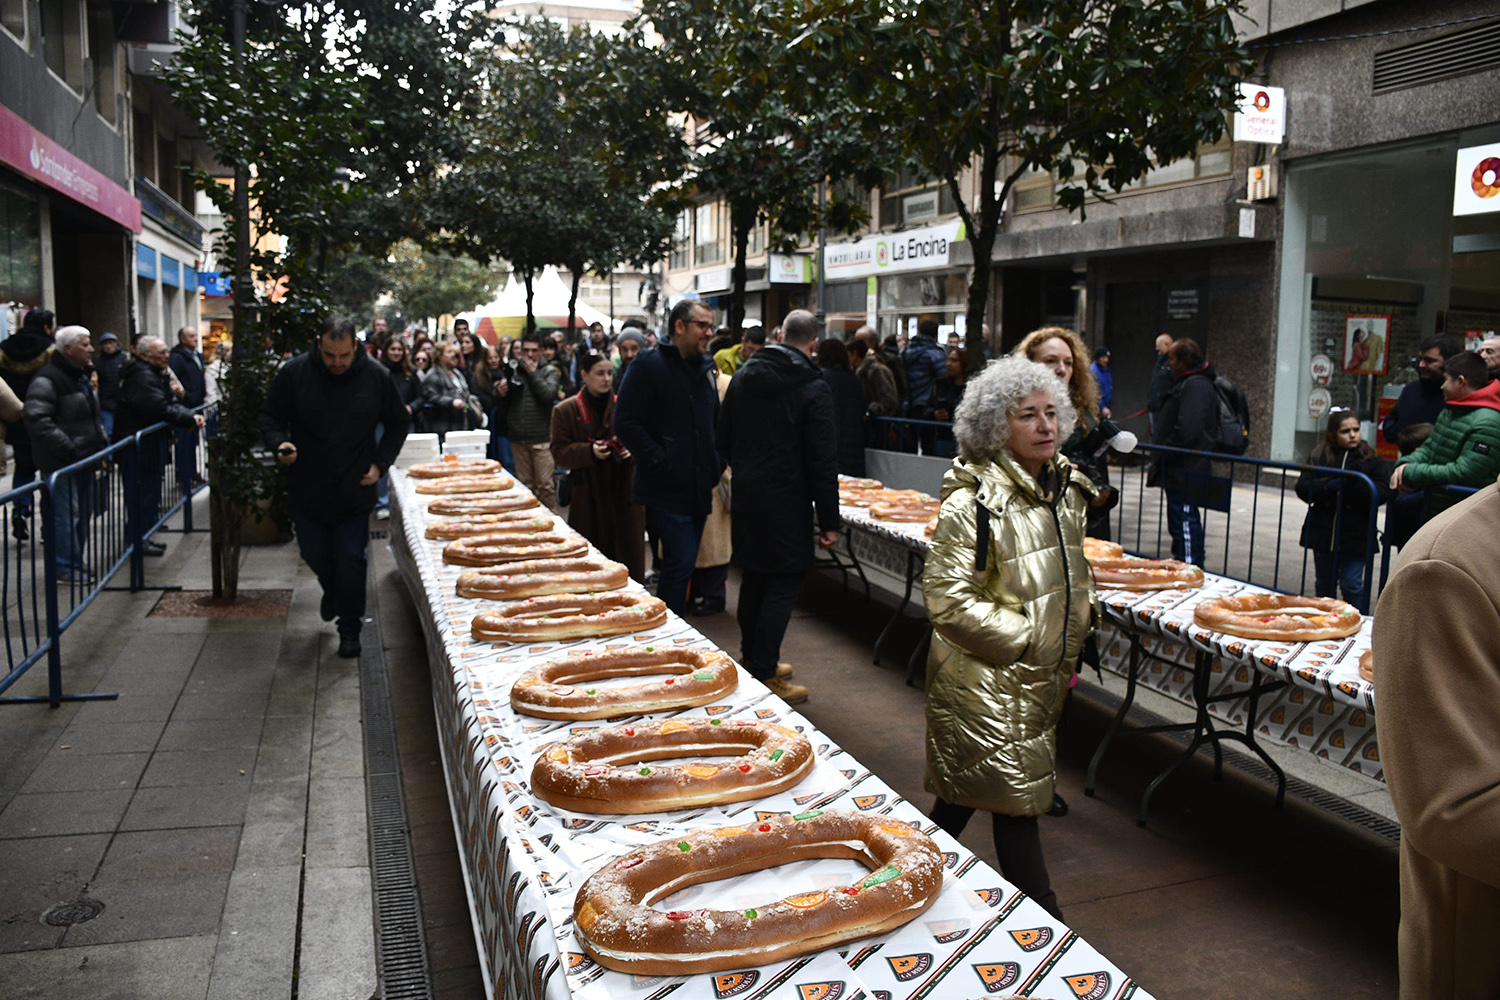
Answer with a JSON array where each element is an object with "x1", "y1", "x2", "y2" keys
[
  {"x1": 361, "y1": 586, "x2": 435, "y2": 1000},
  {"x1": 42, "y1": 899, "x2": 104, "y2": 926},
  {"x1": 1078, "y1": 680, "x2": 1401, "y2": 844}
]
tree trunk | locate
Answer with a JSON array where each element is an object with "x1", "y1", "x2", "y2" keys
[
  {"x1": 566, "y1": 264, "x2": 582, "y2": 346},
  {"x1": 964, "y1": 147, "x2": 1004, "y2": 377},
  {"x1": 728, "y1": 200, "x2": 753, "y2": 334},
  {"x1": 522, "y1": 266, "x2": 536, "y2": 338}
]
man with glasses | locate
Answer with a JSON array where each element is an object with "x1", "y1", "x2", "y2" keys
[{"x1": 615, "y1": 300, "x2": 725, "y2": 616}]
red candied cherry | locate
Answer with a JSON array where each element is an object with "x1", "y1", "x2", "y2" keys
[
  {"x1": 757, "y1": 823, "x2": 771, "y2": 832},
  {"x1": 738, "y1": 764, "x2": 752, "y2": 773}
]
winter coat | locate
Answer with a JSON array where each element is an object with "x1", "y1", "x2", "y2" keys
[
  {"x1": 822, "y1": 365, "x2": 867, "y2": 478},
  {"x1": 95, "y1": 349, "x2": 128, "y2": 411},
  {"x1": 384, "y1": 360, "x2": 421, "y2": 411},
  {"x1": 1152, "y1": 363, "x2": 1219, "y2": 493},
  {"x1": 0, "y1": 328, "x2": 56, "y2": 445},
  {"x1": 258, "y1": 347, "x2": 411, "y2": 523},
  {"x1": 168, "y1": 344, "x2": 207, "y2": 406},
  {"x1": 856, "y1": 354, "x2": 899, "y2": 417},
  {"x1": 24, "y1": 353, "x2": 107, "y2": 475},
  {"x1": 550, "y1": 389, "x2": 645, "y2": 581},
  {"x1": 923, "y1": 451, "x2": 1097, "y2": 816},
  {"x1": 505, "y1": 362, "x2": 561, "y2": 445},
  {"x1": 901, "y1": 335, "x2": 947, "y2": 411},
  {"x1": 1146, "y1": 354, "x2": 1174, "y2": 416},
  {"x1": 420, "y1": 365, "x2": 480, "y2": 438},
  {"x1": 716, "y1": 344, "x2": 840, "y2": 574},
  {"x1": 930, "y1": 377, "x2": 965, "y2": 422},
  {"x1": 713, "y1": 343, "x2": 750, "y2": 378},
  {"x1": 1373, "y1": 485, "x2": 1500, "y2": 998},
  {"x1": 112, "y1": 358, "x2": 198, "y2": 441},
  {"x1": 1062, "y1": 410, "x2": 1119, "y2": 538},
  {"x1": 1381, "y1": 376, "x2": 1447, "y2": 448},
  {"x1": 615, "y1": 343, "x2": 724, "y2": 518},
  {"x1": 1295, "y1": 447, "x2": 1391, "y2": 556},
  {"x1": 1090, "y1": 361, "x2": 1113, "y2": 411},
  {"x1": 1395, "y1": 380, "x2": 1500, "y2": 516}
]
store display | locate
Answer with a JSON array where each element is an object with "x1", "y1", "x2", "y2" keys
[
  {"x1": 1193, "y1": 594, "x2": 1363, "y2": 640},
  {"x1": 572, "y1": 810, "x2": 944, "y2": 975},
  {"x1": 473, "y1": 592, "x2": 667, "y2": 642},
  {"x1": 406, "y1": 458, "x2": 506, "y2": 479},
  {"x1": 510, "y1": 645, "x2": 738, "y2": 720},
  {"x1": 443, "y1": 532, "x2": 588, "y2": 566},
  {"x1": 456, "y1": 556, "x2": 628, "y2": 600},
  {"x1": 1088, "y1": 557, "x2": 1205, "y2": 591},
  {"x1": 414, "y1": 474, "x2": 517, "y2": 495},
  {"x1": 424, "y1": 512, "x2": 555, "y2": 540},
  {"x1": 530, "y1": 718, "x2": 814, "y2": 813},
  {"x1": 427, "y1": 491, "x2": 541, "y2": 515}
]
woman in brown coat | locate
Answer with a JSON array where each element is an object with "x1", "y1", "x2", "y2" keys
[{"x1": 550, "y1": 352, "x2": 646, "y2": 581}]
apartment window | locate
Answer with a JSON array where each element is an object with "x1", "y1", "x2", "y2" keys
[
  {"x1": 90, "y1": 6, "x2": 117, "y2": 124},
  {"x1": 1, "y1": 0, "x2": 25, "y2": 40},
  {"x1": 1012, "y1": 163, "x2": 1054, "y2": 212},
  {"x1": 879, "y1": 171, "x2": 959, "y2": 228},
  {"x1": 41, "y1": 0, "x2": 85, "y2": 92},
  {"x1": 746, "y1": 221, "x2": 766, "y2": 258},
  {"x1": 669, "y1": 209, "x2": 690, "y2": 271},
  {"x1": 1123, "y1": 135, "x2": 1235, "y2": 190},
  {"x1": 693, "y1": 201, "x2": 723, "y2": 267},
  {"x1": 157, "y1": 136, "x2": 177, "y2": 200}
]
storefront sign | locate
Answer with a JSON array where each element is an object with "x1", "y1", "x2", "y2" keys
[
  {"x1": 199, "y1": 271, "x2": 233, "y2": 297},
  {"x1": 0, "y1": 103, "x2": 141, "y2": 233},
  {"x1": 1232, "y1": 83, "x2": 1285, "y2": 145},
  {"x1": 160, "y1": 255, "x2": 181, "y2": 288},
  {"x1": 902, "y1": 190, "x2": 939, "y2": 223},
  {"x1": 1307, "y1": 387, "x2": 1331, "y2": 421},
  {"x1": 823, "y1": 220, "x2": 965, "y2": 280},
  {"x1": 1309, "y1": 353, "x2": 1334, "y2": 386},
  {"x1": 135, "y1": 244, "x2": 157, "y2": 281},
  {"x1": 768, "y1": 253, "x2": 812, "y2": 284},
  {"x1": 1453, "y1": 142, "x2": 1500, "y2": 216},
  {"x1": 694, "y1": 268, "x2": 731, "y2": 294},
  {"x1": 1165, "y1": 288, "x2": 1199, "y2": 321}
]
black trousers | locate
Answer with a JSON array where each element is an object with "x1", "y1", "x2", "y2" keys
[
  {"x1": 291, "y1": 507, "x2": 370, "y2": 636},
  {"x1": 736, "y1": 569, "x2": 805, "y2": 681},
  {"x1": 930, "y1": 798, "x2": 1062, "y2": 919}
]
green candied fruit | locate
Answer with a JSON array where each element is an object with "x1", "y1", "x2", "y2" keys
[
  {"x1": 862, "y1": 865, "x2": 901, "y2": 888},
  {"x1": 710, "y1": 719, "x2": 722, "y2": 725},
  {"x1": 645, "y1": 646, "x2": 655, "y2": 652},
  {"x1": 586, "y1": 689, "x2": 597, "y2": 695},
  {"x1": 676, "y1": 841, "x2": 691, "y2": 852},
  {"x1": 744, "y1": 909, "x2": 757, "y2": 919},
  {"x1": 769, "y1": 749, "x2": 785, "y2": 762},
  {"x1": 638, "y1": 767, "x2": 652, "y2": 775},
  {"x1": 791, "y1": 809, "x2": 823, "y2": 821},
  {"x1": 691, "y1": 672, "x2": 714, "y2": 680}
]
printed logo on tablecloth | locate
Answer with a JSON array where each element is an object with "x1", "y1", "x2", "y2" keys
[
  {"x1": 562, "y1": 818, "x2": 606, "y2": 832},
  {"x1": 565, "y1": 952, "x2": 592, "y2": 973},
  {"x1": 926, "y1": 919, "x2": 970, "y2": 943},
  {"x1": 756, "y1": 709, "x2": 777, "y2": 719},
  {"x1": 713, "y1": 971, "x2": 759, "y2": 997},
  {"x1": 840, "y1": 769, "x2": 857, "y2": 779},
  {"x1": 570, "y1": 726, "x2": 600, "y2": 735},
  {"x1": 795, "y1": 793, "x2": 822, "y2": 806},
  {"x1": 631, "y1": 972, "x2": 669, "y2": 989},
  {"x1": 1327, "y1": 730, "x2": 1346, "y2": 750},
  {"x1": 853, "y1": 794, "x2": 886, "y2": 810},
  {"x1": 973, "y1": 887, "x2": 1006, "y2": 907},
  {"x1": 705, "y1": 704, "x2": 732, "y2": 715},
  {"x1": 886, "y1": 954, "x2": 932, "y2": 980},
  {"x1": 1010, "y1": 927, "x2": 1052, "y2": 951},
  {"x1": 942, "y1": 851, "x2": 960, "y2": 869},
  {"x1": 1065, "y1": 971, "x2": 1113, "y2": 999},
  {"x1": 626, "y1": 822, "x2": 659, "y2": 833},
  {"x1": 973, "y1": 962, "x2": 1020, "y2": 992},
  {"x1": 795, "y1": 982, "x2": 845, "y2": 1000},
  {"x1": 756, "y1": 810, "x2": 792, "y2": 822}
]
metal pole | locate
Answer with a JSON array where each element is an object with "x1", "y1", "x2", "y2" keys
[
  {"x1": 607, "y1": 269, "x2": 614, "y2": 336},
  {"x1": 232, "y1": 0, "x2": 251, "y2": 331},
  {"x1": 815, "y1": 177, "x2": 827, "y2": 333}
]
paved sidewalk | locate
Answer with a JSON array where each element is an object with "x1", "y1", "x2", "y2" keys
[{"x1": 0, "y1": 496, "x2": 378, "y2": 1000}]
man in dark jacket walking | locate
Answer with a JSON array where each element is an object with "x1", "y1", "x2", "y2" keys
[
  {"x1": 113, "y1": 337, "x2": 205, "y2": 557},
  {"x1": 1382, "y1": 334, "x2": 1462, "y2": 447},
  {"x1": 25, "y1": 327, "x2": 108, "y2": 580},
  {"x1": 168, "y1": 326, "x2": 207, "y2": 492},
  {"x1": 260, "y1": 317, "x2": 410, "y2": 657},
  {"x1": 94, "y1": 332, "x2": 127, "y2": 438},
  {"x1": 1153, "y1": 337, "x2": 1219, "y2": 566},
  {"x1": 716, "y1": 310, "x2": 840, "y2": 704},
  {"x1": 0, "y1": 307, "x2": 57, "y2": 534},
  {"x1": 1146, "y1": 333, "x2": 1175, "y2": 433},
  {"x1": 615, "y1": 299, "x2": 725, "y2": 617},
  {"x1": 901, "y1": 319, "x2": 947, "y2": 453}
]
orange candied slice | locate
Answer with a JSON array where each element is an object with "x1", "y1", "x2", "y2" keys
[
  {"x1": 684, "y1": 765, "x2": 720, "y2": 778},
  {"x1": 785, "y1": 891, "x2": 827, "y2": 909},
  {"x1": 659, "y1": 721, "x2": 690, "y2": 734},
  {"x1": 878, "y1": 822, "x2": 915, "y2": 837},
  {"x1": 713, "y1": 826, "x2": 749, "y2": 837},
  {"x1": 547, "y1": 747, "x2": 568, "y2": 762},
  {"x1": 577, "y1": 902, "x2": 598, "y2": 930}
]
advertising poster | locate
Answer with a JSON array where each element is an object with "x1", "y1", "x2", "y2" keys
[{"x1": 1343, "y1": 314, "x2": 1390, "y2": 375}]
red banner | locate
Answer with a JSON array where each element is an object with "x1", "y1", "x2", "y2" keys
[{"x1": 0, "y1": 103, "x2": 141, "y2": 233}]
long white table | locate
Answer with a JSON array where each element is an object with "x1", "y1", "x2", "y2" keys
[{"x1": 390, "y1": 470, "x2": 1157, "y2": 1000}]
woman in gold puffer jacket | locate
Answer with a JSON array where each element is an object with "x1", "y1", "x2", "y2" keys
[{"x1": 923, "y1": 356, "x2": 1096, "y2": 920}]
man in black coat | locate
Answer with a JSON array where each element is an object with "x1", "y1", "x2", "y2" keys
[
  {"x1": 168, "y1": 326, "x2": 207, "y2": 492},
  {"x1": 259, "y1": 316, "x2": 410, "y2": 657},
  {"x1": 0, "y1": 307, "x2": 57, "y2": 535},
  {"x1": 1152, "y1": 337, "x2": 1218, "y2": 567},
  {"x1": 24, "y1": 326, "x2": 108, "y2": 580},
  {"x1": 94, "y1": 332, "x2": 128, "y2": 439},
  {"x1": 1381, "y1": 334, "x2": 1461, "y2": 447},
  {"x1": 113, "y1": 337, "x2": 206, "y2": 557},
  {"x1": 716, "y1": 310, "x2": 841, "y2": 704},
  {"x1": 1146, "y1": 333, "x2": 1175, "y2": 434},
  {"x1": 614, "y1": 299, "x2": 725, "y2": 617}
]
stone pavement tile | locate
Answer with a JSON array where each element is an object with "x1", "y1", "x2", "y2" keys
[
  {"x1": 61, "y1": 871, "x2": 230, "y2": 946},
  {"x1": 410, "y1": 818, "x2": 457, "y2": 860},
  {"x1": 0, "y1": 934, "x2": 216, "y2": 1000},
  {"x1": 404, "y1": 790, "x2": 453, "y2": 830},
  {"x1": 251, "y1": 714, "x2": 313, "y2": 783},
  {"x1": 53, "y1": 720, "x2": 165, "y2": 756},
  {"x1": 165, "y1": 689, "x2": 270, "y2": 722},
  {"x1": 432, "y1": 965, "x2": 487, "y2": 1000},
  {"x1": 414, "y1": 855, "x2": 468, "y2": 930},
  {"x1": 96, "y1": 827, "x2": 240, "y2": 881},
  {"x1": 0, "y1": 833, "x2": 109, "y2": 952},
  {"x1": 19, "y1": 751, "x2": 149, "y2": 794},
  {"x1": 198, "y1": 630, "x2": 285, "y2": 667},
  {"x1": 309, "y1": 715, "x2": 365, "y2": 781},
  {"x1": 297, "y1": 866, "x2": 376, "y2": 1000},
  {"x1": 265, "y1": 635, "x2": 321, "y2": 718},
  {"x1": 304, "y1": 777, "x2": 368, "y2": 869},
  {"x1": 426, "y1": 920, "x2": 483, "y2": 973},
  {"x1": 106, "y1": 633, "x2": 207, "y2": 674},
  {"x1": 182, "y1": 671, "x2": 274, "y2": 698},
  {"x1": 235, "y1": 779, "x2": 308, "y2": 869},
  {"x1": 139, "y1": 748, "x2": 258, "y2": 787},
  {"x1": 205, "y1": 866, "x2": 301, "y2": 1000},
  {"x1": 314, "y1": 660, "x2": 362, "y2": 718},
  {"x1": 0, "y1": 789, "x2": 133, "y2": 838},
  {"x1": 72, "y1": 693, "x2": 179, "y2": 724},
  {"x1": 157, "y1": 718, "x2": 265, "y2": 752},
  {"x1": 96, "y1": 666, "x2": 192, "y2": 698},
  {"x1": 120, "y1": 783, "x2": 252, "y2": 831}
]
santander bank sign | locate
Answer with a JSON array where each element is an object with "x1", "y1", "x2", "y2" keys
[{"x1": 0, "y1": 103, "x2": 141, "y2": 232}]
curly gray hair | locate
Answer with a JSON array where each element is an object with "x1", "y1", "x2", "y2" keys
[{"x1": 952, "y1": 355, "x2": 1077, "y2": 464}]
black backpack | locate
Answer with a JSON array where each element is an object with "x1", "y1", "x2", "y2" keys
[{"x1": 1210, "y1": 375, "x2": 1250, "y2": 455}]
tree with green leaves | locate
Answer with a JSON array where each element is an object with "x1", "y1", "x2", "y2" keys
[
  {"x1": 384, "y1": 240, "x2": 502, "y2": 325},
  {"x1": 779, "y1": 0, "x2": 1252, "y2": 370}
]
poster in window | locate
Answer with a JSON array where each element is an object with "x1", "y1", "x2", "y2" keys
[{"x1": 1343, "y1": 314, "x2": 1389, "y2": 375}]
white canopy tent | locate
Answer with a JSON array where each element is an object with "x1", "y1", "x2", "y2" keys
[{"x1": 460, "y1": 267, "x2": 614, "y2": 345}]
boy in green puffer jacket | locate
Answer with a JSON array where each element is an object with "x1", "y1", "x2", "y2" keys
[{"x1": 1393, "y1": 351, "x2": 1500, "y2": 517}]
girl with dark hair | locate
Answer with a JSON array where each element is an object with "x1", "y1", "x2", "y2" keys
[{"x1": 1296, "y1": 409, "x2": 1390, "y2": 609}]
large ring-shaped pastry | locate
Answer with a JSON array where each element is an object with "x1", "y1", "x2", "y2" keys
[
  {"x1": 427, "y1": 492, "x2": 541, "y2": 516},
  {"x1": 414, "y1": 474, "x2": 516, "y2": 495},
  {"x1": 405, "y1": 458, "x2": 505, "y2": 479},
  {"x1": 474, "y1": 592, "x2": 667, "y2": 643},
  {"x1": 531, "y1": 718, "x2": 813, "y2": 813},
  {"x1": 457, "y1": 556, "x2": 628, "y2": 600},
  {"x1": 1089, "y1": 556, "x2": 1204, "y2": 591},
  {"x1": 1193, "y1": 593, "x2": 1362, "y2": 641},
  {"x1": 510, "y1": 645, "x2": 736, "y2": 719},
  {"x1": 870, "y1": 500, "x2": 940, "y2": 522},
  {"x1": 425, "y1": 512, "x2": 555, "y2": 540},
  {"x1": 1082, "y1": 538, "x2": 1124, "y2": 560},
  {"x1": 573, "y1": 811, "x2": 944, "y2": 976},
  {"x1": 443, "y1": 532, "x2": 588, "y2": 566}
]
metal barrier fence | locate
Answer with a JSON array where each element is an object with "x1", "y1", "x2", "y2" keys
[{"x1": 0, "y1": 403, "x2": 214, "y2": 707}]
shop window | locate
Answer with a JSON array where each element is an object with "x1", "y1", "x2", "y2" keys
[
  {"x1": 1, "y1": 0, "x2": 24, "y2": 41},
  {"x1": 1, "y1": 185, "x2": 44, "y2": 308},
  {"x1": 41, "y1": 0, "x2": 85, "y2": 93},
  {"x1": 90, "y1": 5, "x2": 117, "y2": 124},
  {"x1": 693, "y1": 201, "x2": 723, "y2": 267},
  {"x1": 879, "y1": 184, "x2": 958, "y2": 228},
  {"x1": 668, "y1": 209, "x2": 690, "y2": 271}
]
